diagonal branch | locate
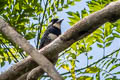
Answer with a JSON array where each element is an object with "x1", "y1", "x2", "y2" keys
[
  {"x1": 0, "y1": 1, "x2": 120, "y2": 80},
  {"x1": 0, "y1": 19, "x2": 63, "y2": 80}
]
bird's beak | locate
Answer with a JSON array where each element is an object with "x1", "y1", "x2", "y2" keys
[{"x1": 57, "y1": 19, "x2": 64, "y2": 23}]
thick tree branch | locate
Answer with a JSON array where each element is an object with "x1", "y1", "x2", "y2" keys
[
  {"x1": 0, "y1": 1, "x2": 120, "y2": 80},
  {"x1": 26, "y1": 66, "x2": 44, "y2": 80},
  {"x1": 17, "y1": 54, "x2": 58, "y2": 80},
  {"x1": 26, "y1": 54, "x2": 58, "y2": 80},
  {"x1": 17, "y1": 72, "x2": 29, "y2": 80},
  {"x1": 0, "y1": 19, "x2": 63, "y2": 80}
]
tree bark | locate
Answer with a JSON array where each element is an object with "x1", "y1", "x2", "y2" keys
[
  {"x1": 0, "y1": 1, "x2": 120, "y2": 80},
  {"x1": 0, "y1": 14, "x2": 63, "y2": 80},
  {"x1": 26, "y1": 54, "x2": 58, "y2": 80}
]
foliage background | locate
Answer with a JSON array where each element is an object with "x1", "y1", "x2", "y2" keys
[{"x1": 0, "y1": 0, "x2": 120, "y2": 80}]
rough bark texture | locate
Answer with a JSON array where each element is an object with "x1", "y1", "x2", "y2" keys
[
  {"x1": 26, "y1": 54, "x2": 58, "y2": 80},
  {"x1": 27, "y1": 66, "x2": 44, "y2": 80},
  {"x1": 17, "y1": 72, "x2": 29, "y2": 80},
  {"x1": 0, "y1": 1, "x2": 120, "y2": 80},
  {"x1": 17, "y1": 55, "x2": 58, "y2": 80}
]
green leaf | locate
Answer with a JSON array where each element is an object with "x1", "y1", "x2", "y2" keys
[
  {"x1": 95, "y1": 29, "x2": 103, "y2": 34},
  {"x1": 86, "y1": 36, "x2": 96, "y2": 44},
  {"x1": 68, "y1": 17, "x2": 78, "y2": 24},
  {"x1": 105, "y1": 37, "x2": 114, "y2": 42},
  {"x1": 68, "y1": 1, "x2": 75, "y2": 5},
  {"x1": 71, "y1": 53, "x2": 76, "y2": 59},
  {"x1": 81, "y1": 9, "x2": 88, "y2": 18},
  {"x1": 105, "y1": 59, "x2": 115, "y2": 69},
  {"x1": 61, "y1": 64, "x2": 70, "y2": 71},
  {"x1": 101, "y1": 59, "x2": 111, "y2": 69},
  {"x1": 96, "y1": 71, "x2": 100, "y2": 80},
  {"x1": 112, "y1": 33, "x2": 120, "y2": 38},
  {"x1": 115, "y1": 51, "x2": 119, "y2": 57},
  {"x1": 105, "y1": 76, "x2": 118, "y2": 80},
  {"x1": 15, "y1": 3, "x2": 20, "y2": 10},
  {"x1": 8, "y1": 57, "x2": 11, "y2": 64},
  {"x1": 116, "y1": 24, "x2": 120, "y2": 33},
  {"x1": 85, "y1": 66, "x2": 100, "y2": 73},
  {"x1": 77, "y1": 76, "x2": 93, "y2": 80},
  {"x1": 51, "y1": 4, "x2": 55, "y2": 12},
  {"x1": 1, "y1": 61, "x2": 5, "y2": 67},
  {"x1": 71, "y1": 43, "x2": 77, "y2": 51},
  {"x1": 97, "y1": 43, "x2": 103, "y2": 48},
  {"x1": 86, "y1": 47, "x2": 92, "y2": 52},
  {"x1": 58, "y1": 8, "x2": 63, "y2": 11},
  {"x1": 88, "y1": 56, "x2": 93, "y2": 60},
  {"x1": 75, "y1": 0, "x2": 81, "y2": 2},
  {"x1": 96, "y1": 37, "x2": 103, "y2": 43},
  {"x1": 66, "y1": 11, "x2": 73, "y2": 16},
  {"x1": 109, "y1": 64, "x2": 120, "y2": 72},
  {"x1": 25, "y1": 0, "x2": 28, "y2": 3},
  {"x1": 70, "y1": 60, "x2": 76, "y2": 79},
  {"x1": 113, "y1": 71, "x2": 120, "y2": 74},
  {"x1": 104, "y1": 22, "x2": 113, "y2": 37},
  {"x1": 67, "y1": 11, "x2": 80, "y2": 25},
  {"x1": 88, "y1": 0, "x2": 104, "y2": 12},
  {"x1": 61, "y1": 0, "x2": 64, "y2": 6},
  {"x1": 105, "y1": 42, "x2": 112, "y2": 47}
]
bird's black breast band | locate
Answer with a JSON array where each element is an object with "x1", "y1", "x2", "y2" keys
[{"x1": 49, "y1": 26, "x2": 61, "y2": 36}]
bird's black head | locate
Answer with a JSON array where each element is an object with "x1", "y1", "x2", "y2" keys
[
  {"x1": 50, "y1": 18, "x2": 59, "y2": 24},
  {"x1": 50, "y1": 18, "x2": 64, "y2": 29}
]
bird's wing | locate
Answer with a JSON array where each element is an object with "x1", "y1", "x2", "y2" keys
[
  {"x1": 39, "y1": 36, "x2": 45, "y2": 49},
  {"x1": 39, "y1": 29, "x2": 51, "y2": 49},
  {"x1": 39, "y1": 26, "x2": 60, "y2": 49}
]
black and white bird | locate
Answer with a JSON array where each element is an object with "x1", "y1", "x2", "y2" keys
[{"x1": 39, "y1": 18, "x2": 64, "y2": 49}]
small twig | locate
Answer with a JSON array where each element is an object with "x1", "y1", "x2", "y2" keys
[
  {"x1": 0, "y1": 40, "x2": 19, "y2": 62},
  {"x1": 61, "y1": 48, "x2": 120, "y2": 75},
  {"x1": 36, "y1": 0, "x2": 49, "y2": 49}
]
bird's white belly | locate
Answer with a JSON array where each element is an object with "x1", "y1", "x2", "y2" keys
[{"x1": 48, "y1": 33, "x2": 58, "y2": 40}]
